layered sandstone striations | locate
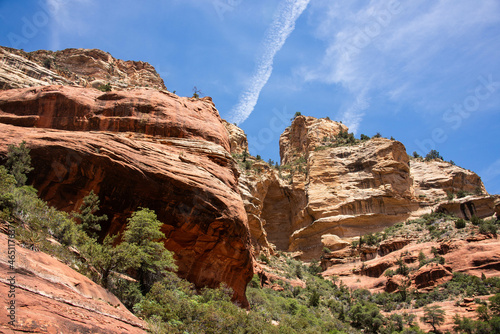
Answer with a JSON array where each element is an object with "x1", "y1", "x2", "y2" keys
[
  {"x1": 0, "y1": 46, "x2": 166, "y2": 90},
  {"x1": 0, "y1": 85, "x2": 252, "y2": 305},
  {"x1": 292, "y1": 137, "x2": 419, "y2": 258},
  {"x1": 0, "y1": 231, "x2": 146, "y2": 333},
  {"x1": 223, "y1": 120, "x2": 248, "y2": 155},
  {"x1": 228, "y1": 116, "x2": 490, "y2": 260},
  {"x1": 411, "y1": 159, "x2": 487, "y2": 202},
  {"x1": 279, "y1": 116, "x2": 348, "y2": 165}
]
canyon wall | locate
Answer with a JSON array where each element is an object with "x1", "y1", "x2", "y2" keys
[
  {"x1": 226, "y1": 116, "x2": 491, "y2": 260},
  {"x1": 0, "y1": 46, "x2": 166, "y2": 91},
  {"x1": 0, "y1": 85, "x2": 252, "y2": 305}
]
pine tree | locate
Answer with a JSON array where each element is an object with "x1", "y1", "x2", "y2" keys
[
  {"x1": 6, "y1": 140, "x2": 33, "y2": 186},
  {"x1": 82, "y1": 235, "x2": 139, "y2": 288},
  {"x1": 73, "y1": 190, "x2": 108, "y2": 238},
  {"x1": 122, "y1": 208, "x2": 177, "y2": 293},
  {"x1": 422, "y1": 305, "x2": 445, "y2": 333}
]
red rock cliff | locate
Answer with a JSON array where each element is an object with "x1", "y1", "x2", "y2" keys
[{"x1": 0, "y1": 85, "x2": 253, "y2": 306}]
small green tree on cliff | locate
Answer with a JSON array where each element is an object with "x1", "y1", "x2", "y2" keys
[
  {"x1": 73, "y1": 190, "x2": 108, "y2": 239},
  {"x1": 82, "y1": 208, "x2": 176, "y2": 295},
  {"x1": 6, "y1": 140, "x2": 33, "y2": 186},
  {"x1": 122, "y1": 208, "x2": 177, "y2": 293},
  {"x1": 425, "y1": 149, "x2": 443, "y2": 161},
  {"x1": 422, "y1": 305, "x2": 445, "y2": 333}
]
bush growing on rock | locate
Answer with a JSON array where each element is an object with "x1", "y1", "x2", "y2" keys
[
  {"x1": 5, "y1": 140, "x2": 33, "y2": 186},
  {"x1": 73, "y1": 190, "x2": 108, "y2": 238},
  {"x1": 425, "y1": 149, "x2": 443, "y2": 161},
  {"x1": 455, "y1": 218, "x2": 466, "y2": 229}
]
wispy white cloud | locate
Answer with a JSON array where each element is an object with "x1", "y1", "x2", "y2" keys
[
  {"x1": 228, "y1": 0, "x2": 310, "y2": 124},
  {"x1": 481, "y1": 159, "x2": 500, "y2": 182},
  {"x1": 46, "y1": 0, "x2": 93, "y2": 50},
  {"x1": 481, "y1": 158, "x2": 500, "y2": 194},
  {"x1": 339, "y1": 90, "x2": 369, "y2": 134},
  {"x1": 299, "y1": 0, "x2": 500, "y2": 129}
]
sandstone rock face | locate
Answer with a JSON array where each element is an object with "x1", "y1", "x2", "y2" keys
[
  {"x1": 436, "y1": 195, "x2": 498, "y2": 220},
  {"x1": 321, "y1": 234, "x2": 350, "y2": 252},
  {"x1": 0, "y1": 46, "x2": 166, "y2": 91},
  {"x1": 322, "y1": 237, "x2": 500, "y2": 294},
  {"x1": 238, "y1": 116, "x2": 489, "y2": 260},
  {"x1": 236, "y1": 162, "x2": 308, "y2": 254},
  {"x1": 378, "y1": 238, "x2": 410, "y2": 256},
  {"x1": 0, "y1": 232, "x2": 146, "y2": 333},
  {"x1": 0, "y1": 86, "x2": 252, "y2": 305},
  {"x1": 412, "y1": 264, "x2": 453, "y2": 290},
  {"x1": 237, "y1": 169, "x2": 279, "y2": 254},
  {"x1": 0, "y1": 86, "x2": 229, "y2": 151},
  {"x1": 494, "y1": 196, "x2": 500, "y2": 219},
  {"x1": 223, "y1": 120, "x2": 248, "y2": 155},
  {"x1": 279, "y1": 116, "x2": 348, "y2": 165},
  {"x1": 411, "y1": 160, "x2": 487, "y2": 202},
  {"x1": 290, "y1": 137, "x2": 418, "y2": 259}
]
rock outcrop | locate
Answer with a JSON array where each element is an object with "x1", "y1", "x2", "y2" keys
[
  {"x1": 322, "y1": 236, "x2": 500, "y2": 294},
  {"x1": 279, "y1": 116, "x2": 348, "y2": 165},
  {"x1": 0, "y1": 46, "x2": 166, "y2": 91},
  {"x1": 411, "y1": 160, "x2": 487, "y2": 202},
  {"x1": 436, "y1": 195, "x2": 498, "y2": 220},
  {"x1": 291, "y1": 136, "x2": 419, "y2": 258},
  {"x1": 0, "y1": 231, "x2": 146, "y2": 333},
  {"x1": 223, "y1": 120, "x2": 248, "y2": 155},
  {"x1": 226, "y1": 115, "x2": 491, "y2": 260},
  {"x1": 0, "y1": 85, "x2": 252, "y2": 306},
  {"x1": 0, "y1": 85, "x2": 229, "y2": 150}
]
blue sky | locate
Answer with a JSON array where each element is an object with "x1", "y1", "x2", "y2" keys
[{"x1": 1, "y1": 0, "x2": 500, "y2": 194}]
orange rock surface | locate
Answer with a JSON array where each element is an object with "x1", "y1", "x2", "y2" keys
[
  {"x1": 0, "y1": 46, "x2": 166, "y2": 91},
  {"x1": 0, "y1": 85, "x2": 253, "y2": 306},
  {"x1": 0, "y1": 232, "x2": 147, "y2": 333}
]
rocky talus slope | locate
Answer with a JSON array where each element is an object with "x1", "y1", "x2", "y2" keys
[
  {"x1": 0, "y1": 85, "x2": 253, "y2": 306},
  {"x1": 0, "y1": 46, "x2": 166, "y2": 91},
  {"x1": 225, "y1": 116, "x2": 495, "y2": 260}
]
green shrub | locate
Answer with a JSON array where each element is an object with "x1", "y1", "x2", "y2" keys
[
  {"x1": 384, "y1": 269, "x2": 395, "y2": 277},
  {"x1": 421, "y1": 305, "x2": 445, "y2": 333},
  {"x1": 455, "y1": 218, "x2": 466, "y2": 229},
  {"x1": 72, "y1": 190, "x2": 108, "y2": 238},
  {"x1": 349, "y1": 301, "x2": 384, "y2": 333},
  {"x1": 98, "y1": 83, "x2": 112, "y2": 92},
  {"x1": 123, "y1": 208, "x2": 177, "y2": 293},
  {"x1": 396, "y1": 258, "x2": 410, "y2": 276},
  {"x1": 425, "y1": 149, "x2": 443, "y2": 161},
  {"x1": 5, "y1": 141, "x2": 33, "y2": 186},
  {"x1": 258, "y1": 253, "x2": 270, "y2": 264},
  {"x1": 291, "y1": 111, "x2": 302, "y2": 121},
  {"x1": 361, "y1": 232, "x2": 380, "y2": 246},
  {"x1": 479, "y1": 222, "x2": 497, "y2": 236},
  {"x1": 447, "y1": 191, "x2": 455, "y2": 200},
  {"x1": 244, "y1": 160, "x2": 252, "y2": 170},
  {"x1": 43, "y1": 58, "x2": 52, "y2": 69},
  {"x1": 471, "y1": 215, "x2": 483, "y2": 226}
]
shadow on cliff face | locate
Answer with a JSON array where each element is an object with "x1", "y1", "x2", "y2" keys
[{"x1": 261, "y1": 180, "x2": 292, "y2": 250}]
